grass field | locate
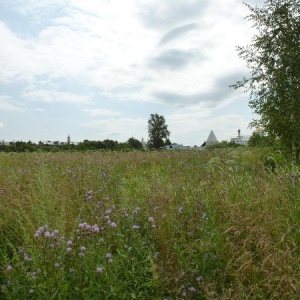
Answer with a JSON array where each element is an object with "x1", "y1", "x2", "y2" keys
[{"x1": 1, "y1": 149, "x2": 300, "y2": 299}]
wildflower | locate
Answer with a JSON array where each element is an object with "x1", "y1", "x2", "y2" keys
[
  {"x1": 133, "y1": 207, "x2": 140, "y2": 214},
  {"x1": 188, "y1": 287, "x2": 196, "y2": 292},
  {"x1": 70, "y1": 268, "x2": 75, "y2": 273},
  {"x1": 53, "y1": 229, "x2": 59, "y2": 235},
  {"x1": 6, "y1": 265, "x2": 12, "y2": 272},
  {"x1": 54, "y1": 263, "x2": 60, "y2": 268},
  {"x1": 196, "y1": 276, "x2": 203, "y2": 282},
  {"x1": 80, "y1": 246, "x2": 86, "y2": 252},
  {"x1": 154, "y1": 206, "x2": 159, "y2": 211},
  {"x1": 66, "y1": 247, "x2": 72, "y2": 253},
  {"x1": 79, "y1": 252, "x2": 84, "y2": 257},
  {"x1": 49, "y1": 244, "x2": 54, "y2": 249},
  {"x1": 154, "y1": 252, "x2": 159, "y2": 258},
  {"x1": 132, "y1": 225, "x2": 140, "y2": 229},
  {"x1": 44, "y1": 231, "x2": 51, "y2": 238},
  {"x1": 148, "y1": 217, "x2": 154, "y2": 223},
  {"x1": 99, "y1": 238, "x2": 104, "y2": 244},
  {"x1": 110, "y1": 222, "x2": 117, "y2": 228},
  {"x1": 162, "y1": 214, "x2": 166, "y2": 218},
  {"x1": 92, "y1": 225, "x2": 99, "y2": 233},
  {"x1": 24, "y1": 254, "x2": 31, "y2": 262},
  {"x1": 29, "y1": 289, "x2": 34, "y2": 294},
  {"x1": 182, "y1": 292, "x2": 187, "y2": 297},
  {"x1": 178, "y1": 206, "x2": 183, "y2": 213},
  {"x1": 202, "y1": 212, "x2": 207, "y2": 219},
  {"x1": 108, "y1": 259, "x2": 113, "y2": 263},
  {"x1": 105, "y1": 253, "x2": 112, "y2": 259},
  {"x1": 96, "y1": 267, "x2": 103, "y2": 273},
  {"x1": 67, "y1": 240, "x2": 73, "y2": 246},
  {"x1": 85, "y1": 190, "x2": 93, "y2": 200},
  {"x1": 86, "y1": 224, "x2": 92, "y2": 230}
]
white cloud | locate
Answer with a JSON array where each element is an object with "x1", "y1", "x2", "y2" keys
[
  {"x1": 83, "y1": 108, "x2": 121, "y2": 117},
  {"x1": 22, "y1": 87, "x2": 92, "y2": 104},
  {"x1": 0, "y1": 0, "x2": 265, "y2": 144},
  {"x1": 80, "y1": 117, "x2": 147, "y2": 141},
  {"x1": 0, "y1": 122, "x2": 4, "y2": 128},
  {"x1": 0, "y1": 96, "x2": 24, "y2": 111}
]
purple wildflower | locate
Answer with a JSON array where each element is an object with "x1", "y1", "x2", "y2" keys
[
  {"x1": 148, "y1": 217, "x2": 154, "y2": 223},
  {"x1": 6, "y1": 265, "x2": 12, "y2": 272},
  {"x1": 44, "y1": 231, "x2": 51, "y2": 238},
  {"x1": 110, "y1": 222, "x2": 117, "y2": 228}
]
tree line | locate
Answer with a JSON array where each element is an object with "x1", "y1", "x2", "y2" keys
[{"x1": 0, "y1": 138, "x2": 144, "y2": 153}]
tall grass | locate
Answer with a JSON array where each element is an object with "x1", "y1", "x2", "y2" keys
[{"x1": 0, "y1": 149, "x2": 300, "y2": 299}]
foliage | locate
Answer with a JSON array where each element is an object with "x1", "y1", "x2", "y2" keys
[
  {"x1": 248, "y1": 132, "x2": 275, "y2": 147},
  {"x1": 233, "y1": 0, "x2": 300, "y2": 162},
  {"x1": 147, "y1": 114, "x2": 170, "y2": 149},
  {"x1": 206, "y1": 140, "x2": 241, "y2": 149},
  {"x1": 127, "y1": 137, "x2": 143, "y2": 150},
  {"x1": 1, "y1": 149, "x2": 300, "y2": 299},
  {"x1": 0, "y1": 138, "x2": 145, "y2": 153}
]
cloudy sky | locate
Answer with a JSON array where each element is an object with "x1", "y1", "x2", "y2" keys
[{"x1": 0, "y1": 0, "x2": 264, "y2": 145}]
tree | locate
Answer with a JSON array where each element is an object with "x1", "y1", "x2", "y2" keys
[
  {"x1": 127, "y1": 137, "x2": 143, "y2": 150},
  {"x1": 147, "y1": 114, "x2": 170, "y2": 149},
  {"x1": 248, "y1": 132, "x2": 274, "y2": 147},
  {"x1": 233, "y1": 0, "x2": 300, "y2": 162}
]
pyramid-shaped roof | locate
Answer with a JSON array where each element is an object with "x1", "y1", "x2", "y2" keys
[{"x1": 206, "y1": 130, "x2": 218, "y2": 145}]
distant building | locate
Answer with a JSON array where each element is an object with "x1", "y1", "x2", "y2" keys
[
  {"x1": 141, "y1": 138, "x2": 147, "y2": 148},
  {"x1": 203, "y1": 130, "x2": 219, "y2": 147},
  {"x1": 165, "y1": 144, "x2": 192, "y2": 150},
  {"x1": 230, "y1": 129, "x2": 251, "y2": 146}
]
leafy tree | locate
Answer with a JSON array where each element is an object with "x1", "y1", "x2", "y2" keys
[
  {"x1": 248, "y1": 132, "x2": 274, "y2": 147},
  {"x1": 147, "y1": 114, "x2": 170, "y2": 149},
  {"x1": 127, "y1": 137, "x2": 143, "y2": 150},
  {"x1": 233, "y1": 0, "x2": 300, "y2": 162}
]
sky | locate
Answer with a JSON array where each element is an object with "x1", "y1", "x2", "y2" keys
[{"x1": 0, "y1": 0, "x2": 265, "y2": 146}]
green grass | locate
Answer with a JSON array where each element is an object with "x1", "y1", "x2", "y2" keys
[{"x1": 0, "y1": 149, "x2": 300, "y2": 299}]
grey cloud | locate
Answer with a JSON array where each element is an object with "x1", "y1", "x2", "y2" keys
[
  {"x1": 152, "y1": 72, "x2": 247, "y2": 108},
  {"x1": 160, "y1": 23, "x2": 199, "y2": 44},
  {"x1": 149, "y1": 49, "x2": 203, "y2": 70},
  {"x1": 137, "y1": 0, "x2": 209, "y2": 30}
]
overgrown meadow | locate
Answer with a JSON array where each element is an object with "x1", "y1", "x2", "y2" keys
[{"x1": 1, "y1": 149, "x2": 300, "y2": 299}]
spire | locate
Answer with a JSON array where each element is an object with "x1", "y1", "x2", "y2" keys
[{"x1": 206, "y1": 130, "x2": 218, "y2": 146}]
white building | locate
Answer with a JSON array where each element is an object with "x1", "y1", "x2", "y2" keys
[
  {"x1": 206, "y1": 130, "x2": 219, "y2": 146},
  {"x1": 230, "y1": 129, "x2": 251, "y2": 146},
  {"x1": 141, "y1": 138, "x2": 147, "y2": 148}
]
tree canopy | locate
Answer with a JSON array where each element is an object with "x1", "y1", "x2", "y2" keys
[
  {"x1": 147, "y1": 114, "x2": 170, "y2": 149},
  {"x1": 233, "y1": 0, "x2": 300, "y2": 162}
]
